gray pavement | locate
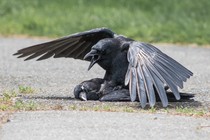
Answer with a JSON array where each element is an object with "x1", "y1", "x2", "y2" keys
[
  {"x1": 0, "y1": 37, "x2": 210, "y2": 139},
  {"x1": 1, "y1": 111, "x2": 210, "y2": 140}
]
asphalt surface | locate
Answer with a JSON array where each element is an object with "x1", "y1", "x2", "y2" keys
[
  {"x1": 0, "y1": 37, "x2": 210, "y2": 139},
  {"x1": 1, "y1": 111, "x2": 210, "y2": 140}
]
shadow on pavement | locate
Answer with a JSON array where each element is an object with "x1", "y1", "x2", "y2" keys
[{"x1": 21, "y1": 91, "x2": 202, "y2": 109}]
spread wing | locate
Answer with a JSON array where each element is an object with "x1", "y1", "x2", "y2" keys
[
  {"x1": 14, "y1": 28, "x2": 115, "y2": 61},
  {"x1": 125, "y1": 42, "x2": 193, "y2": 108}
]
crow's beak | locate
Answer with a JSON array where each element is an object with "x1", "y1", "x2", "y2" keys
[
  {"x1": 79, "y1": 92, "x2": 87, "y2": 101},
  {"x1": 84, "y1": 49, "x2": 101, "y2": 70}
]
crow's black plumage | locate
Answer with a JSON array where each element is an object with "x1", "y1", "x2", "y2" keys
[{"x1": 14, "y1": 27, "x2": 193, "y2": 108}]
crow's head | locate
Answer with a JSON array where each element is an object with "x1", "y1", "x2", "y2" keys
[{"x1": 84, "y1": 38, "x2": 120, "y2": 71}]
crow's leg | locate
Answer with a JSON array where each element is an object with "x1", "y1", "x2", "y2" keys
[{"x1": 74, "y1": 78, "x2": 104, "y2": 101}]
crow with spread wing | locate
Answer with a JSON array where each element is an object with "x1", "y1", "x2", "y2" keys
[{"x1": 14, "y1": 28, "x2": 193, "y2": 108}]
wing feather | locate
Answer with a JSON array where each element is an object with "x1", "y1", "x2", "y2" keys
[
  {"x1": 138, "y1": 54, "x2": 156, "y2": 106},
  {"x1": 144, "y1": 43, "x2": 193, "y2": 77},
  {"x1": 36, "y1": 39, "x2": 80, "y2": 60},
  {"x1": 14, "y1": 28, "x2": 115, "y2": 61},
  {"x1": 136, "y1": 65, "x2": 147, "y2": 108},
  {"x1": 144, "y1": 57, "x2": 180, "y2": 100},
  {"x1": 125, "y1": 64, "x2": 131, "y2": 85},
  {"x1": 149, "y1": 68, "x2": 168, "y2": 107},
  {"x1": 129, "y1": 68, "x2": 137, "y2": 102},
  {"x1": 125, "y1": 42, "x2": 193, "y2": 107}
]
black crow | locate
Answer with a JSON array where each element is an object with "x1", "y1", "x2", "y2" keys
[{"x1": 14, "y1": 27, "x2": 193, "y2": 108}]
